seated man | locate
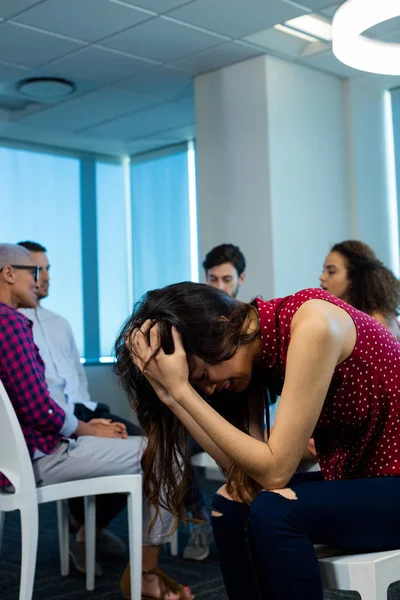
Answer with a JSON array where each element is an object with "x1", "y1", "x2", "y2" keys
[
  {"x1": 203, "y1": 243, "x2": 246, "y2": 299},
  {"x1": 18, "y1": 241, "x2": 141, "y2": 437},
  {"x1": 0, "y1": 244, "x2": 193, "y2": 600}
]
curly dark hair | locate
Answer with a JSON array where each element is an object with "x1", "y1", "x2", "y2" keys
[{"x1": 331, "y1": 240, "x2": 400, "y2": 318}]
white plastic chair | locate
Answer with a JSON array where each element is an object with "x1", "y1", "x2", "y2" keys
[
  {"x1": 317, "y1": 546, "x2": 400, "y2": 599},
  {"x1": 0, "y1": 379, "x2": 143, "y2": 600}
]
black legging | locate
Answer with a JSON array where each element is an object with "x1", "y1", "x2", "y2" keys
[{"x1": 212, "y1": 472, "x2": 400, "y2": 600}]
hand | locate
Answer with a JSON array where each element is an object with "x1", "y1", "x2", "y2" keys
[
  {"x1": 127, "y1": 320, "x2": 190, "y2": 405},
  {"x1": 88, "y1": 418, "x2": 128, "y2": 439}
]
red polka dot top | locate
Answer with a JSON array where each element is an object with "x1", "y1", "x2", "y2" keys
[{"x1": 255, "y1": 288, "x2": 400, "y2": 480}]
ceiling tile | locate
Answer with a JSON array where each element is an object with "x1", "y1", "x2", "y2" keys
[
  {"x1": 84, "y1": 101, "x2": 193, "y2": 141},
  {"x1": 0, "y1": 0, "x2": 43, "y2": 19},
  {"x1": 318, "y1": 3, "x2": 339, "y2": 18},
  {"x1": 245, "y1": 27, "x2": 311, "y2": 59},
  {"x1": 380, "y1": 29, "x2": 400, "y2": 44},
  {"x1": 0, "y1": 60, "x2": 30, "y2": 83},
  {"x1": 127, "y1": 123, "x2": 196, "y2": 154},
  {"x1": 18, "y1": 87, "x2": 160, "y2": 131},
  {"x1": 119, "y1": 0, "x2": 194, "y2": 12},
  {"x1": 172, "y1": 41, "x2": 263, "y2": 74},
  {"x1": 367, "y1": 16, "x2": 400, "y2": 39},
  {"x1": 0, "y1": 23, "x2": 85, "y2": 68},
  {"x1": 101, "y1": 16, "x2": 226, "y2": 62},
  {"x1": 13, "y1": 0, "x2": 154, "y2": 43},
  {"x1": 300, "y1": 48, "x2": 360, "y2": 78},
  {"x1": 116, "y1": 65, "x2": 192, "y2": 100},
  {"x1": 46, "y1": 46, "x2": 155, "y2": 85},
  {"x1": 1, "y1": 121, "x2": 130, "y2": 154},
  {"x1": 287, "y1": 0, "x2": 332, "y2": 10},
  {"x1": 167, "y1": 0, "x2": 307, "y2": 38}
]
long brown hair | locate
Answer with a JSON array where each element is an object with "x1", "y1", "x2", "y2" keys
[
  {"x1": 114, "y1": 282, "x2": 261, "y2": 527},
  {"x1": 331, "y1": 240, "x2": 400, "y2": 318}
]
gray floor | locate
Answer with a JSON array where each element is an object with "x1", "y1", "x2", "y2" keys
[{"x1": 1, "y1": 472, "x2": 400, "y2": 599}]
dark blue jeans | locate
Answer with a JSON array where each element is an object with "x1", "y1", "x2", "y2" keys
[{"x1": 211, "y1": 472, "x2": 400, "y2": 600}]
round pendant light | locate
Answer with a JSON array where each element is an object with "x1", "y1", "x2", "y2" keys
[{"x1": 332, "y1": 0, "x2": 400, "y2": 76}]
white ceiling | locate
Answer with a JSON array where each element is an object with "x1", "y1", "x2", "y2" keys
[{"x1": 0, "y1": 0, "x2": 398, "y2": 156}]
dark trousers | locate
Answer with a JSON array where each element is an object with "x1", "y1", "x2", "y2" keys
[
  {"x1": 211, "y1": 472, "x2": 400, "y2": 600},
  {"x1": 184, "y1": 435, "x2": 206, "y2": 512},
  {"x1": 69, "y1": 402, "x2": 142, "y2": 529}
]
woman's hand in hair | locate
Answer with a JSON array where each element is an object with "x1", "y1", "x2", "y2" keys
[{"x1": 127, "y1": 320, "x2": 191, "y2": 405}]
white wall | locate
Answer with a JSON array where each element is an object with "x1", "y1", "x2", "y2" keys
[
  {"x1": 196, "y1": 56, "x2": 275, "y2": 301},
  {"x1": 195, "y1": 54, "x2": 350, "y2": 300},
  {"x1": 84, "y1": 364, "x2": 140, "y2": 426},
  {"x1": 265, "y1": 56, "x2": 349, "y2": 296},
  {"x1": 345, "y1": 78, "x2": 398, "y2": 271}
]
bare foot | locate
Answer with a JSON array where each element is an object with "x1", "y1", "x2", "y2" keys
[{"x1": 142, "y1": 572, "x2": 194, "y2": 599}]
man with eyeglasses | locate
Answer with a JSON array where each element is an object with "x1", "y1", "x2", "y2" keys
[
  {"x1": 17, "y1": 241, "x2": 141, "y2": 437},
  {"x1": 0, "y1": 244, "x2": 193, "y2": 599}
]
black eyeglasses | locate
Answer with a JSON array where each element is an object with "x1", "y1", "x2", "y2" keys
[{"x1": 0, "y1": 265, "x2": 39, "y2": 282}]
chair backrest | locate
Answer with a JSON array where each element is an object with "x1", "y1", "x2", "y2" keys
[{"x1": 0, "y1": 379, "x2": 36, "y2": 495}]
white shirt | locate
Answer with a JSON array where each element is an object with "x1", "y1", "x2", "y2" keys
[{"x1": 19, "y1": 306, "x2": 97, "y2": 412}]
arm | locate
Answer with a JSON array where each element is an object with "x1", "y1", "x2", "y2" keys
[
  {"x1": 175, "y1": 308, "x2": 344, "y2": 489},
  {"x1": 66, "y1": 320, "x2": 93, "y2": 406},
  {"x1": 0, "y1": 314, "x2": 77, "y2": 436},
  {"x1": 141, "y1": 372, "x2": 233, "y2": 470},
  {"x1": 133, "y1": 301, "x2": 353, "y2": 490}
]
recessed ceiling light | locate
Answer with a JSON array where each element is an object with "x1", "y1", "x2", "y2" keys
[
  {"x1": 284, "y1": 14, "x2": 333, "y2": 42},
  {"x1": 16, "y1": 77, "x2": 76, "y2": 101},
  {"x1": 273, "y1": 24, "x2": 319, "y2": 42}
]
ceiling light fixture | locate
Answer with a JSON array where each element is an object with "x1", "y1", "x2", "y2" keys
[
  {"x1": 16, "y1": 77, "x2": 76, "y2": 102},
  {"x1": 332, "y1": 0, "x2": 400, "y2": 75},
  {"x1": 273, "y1": 24, "x2": 319, "y2": 43},
  {"x1": 284, "y1": 14, "x2": 332, "y2": 42}
]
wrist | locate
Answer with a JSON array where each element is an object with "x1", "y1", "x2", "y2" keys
[
  {"x1": 75, "y1": 420, "x2": 94, "y2": 437},
  {"x1": 171, "y1": 382, "x2": 192, "y2": 405}
]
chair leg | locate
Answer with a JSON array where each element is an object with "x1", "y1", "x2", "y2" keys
[
  {"x1": 56, "y1": 499, "x2": 70, "y2": 576},
  {"x1": 19, "y1": 504, "x2": 39, "y2": 600},
  {"x1": 84, "y1": 496, "x2": 96, "y2": 592},
  {"x1": 127, "y1": 491, "x2": 142, "y2": 600},
  {"x1": 0, "y1": 511, "x2": 4, "y2": 556},
  {"x1": 169, "y1": 529, "x2": 179, "y2": 556}
]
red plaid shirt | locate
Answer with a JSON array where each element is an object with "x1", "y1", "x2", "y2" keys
[{"x1": 0, "y1": 302, "x2": 69, "y2": 487}]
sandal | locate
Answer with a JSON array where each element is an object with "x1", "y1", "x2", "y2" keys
[{"x1": 121, "y1": 564, "x2": 195, "y2": 600}]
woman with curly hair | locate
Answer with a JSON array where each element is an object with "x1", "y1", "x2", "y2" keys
[
  {"x1": 115, "y1": 281, "x2": 400, "y2": 600},
  {"x1": 320, "y1": 240, "x2": 400, "y2": 340}
]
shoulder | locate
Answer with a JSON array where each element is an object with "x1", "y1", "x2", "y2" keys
[
  {"x1": 370, "y1": 311, "x2": 388, "y2": 327},
  {"x1": 0, "y1": 305, "x2": 35, "y2": 354},
  {"x1": 0, "y1": 303, "x2": 32, "y2": 334},
  {"x1": 39, "y1": 307, "x2": 72, "y2": 330}
]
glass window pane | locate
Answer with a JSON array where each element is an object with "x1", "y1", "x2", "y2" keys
[
  {"x1": 96, "y1": 162, "x2": 130, "y2": 357},
  {"x1": 0, "y1": 146, "x2": 84, "y2": 354},
  {"x1": 130, "y1": 150, "x2": 191, "y2": 302}
]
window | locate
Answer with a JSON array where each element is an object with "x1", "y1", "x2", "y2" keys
[
  {"x1": 130, "y1": 147, "x2": 195, "y2": 302},
  {"x1": 0, "y1": 146, "x2": 84, "y2": 353},
  {"x1": 96, "y1": 161, "x2": 131, "y2": 357},
  {"x1": 0, "y1": 141, "x2": 198, "y2": 359}
]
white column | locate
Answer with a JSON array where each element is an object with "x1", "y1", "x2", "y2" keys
[
  {"x1": 195, "y1": 55, "x2": 350, "y2": 300},
  {"x1": 195, "y1": 56, "x2": 274, "y2": 301},
  {"x1": 344, "y1": 78, "x2": 399, "y2": 273}
]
